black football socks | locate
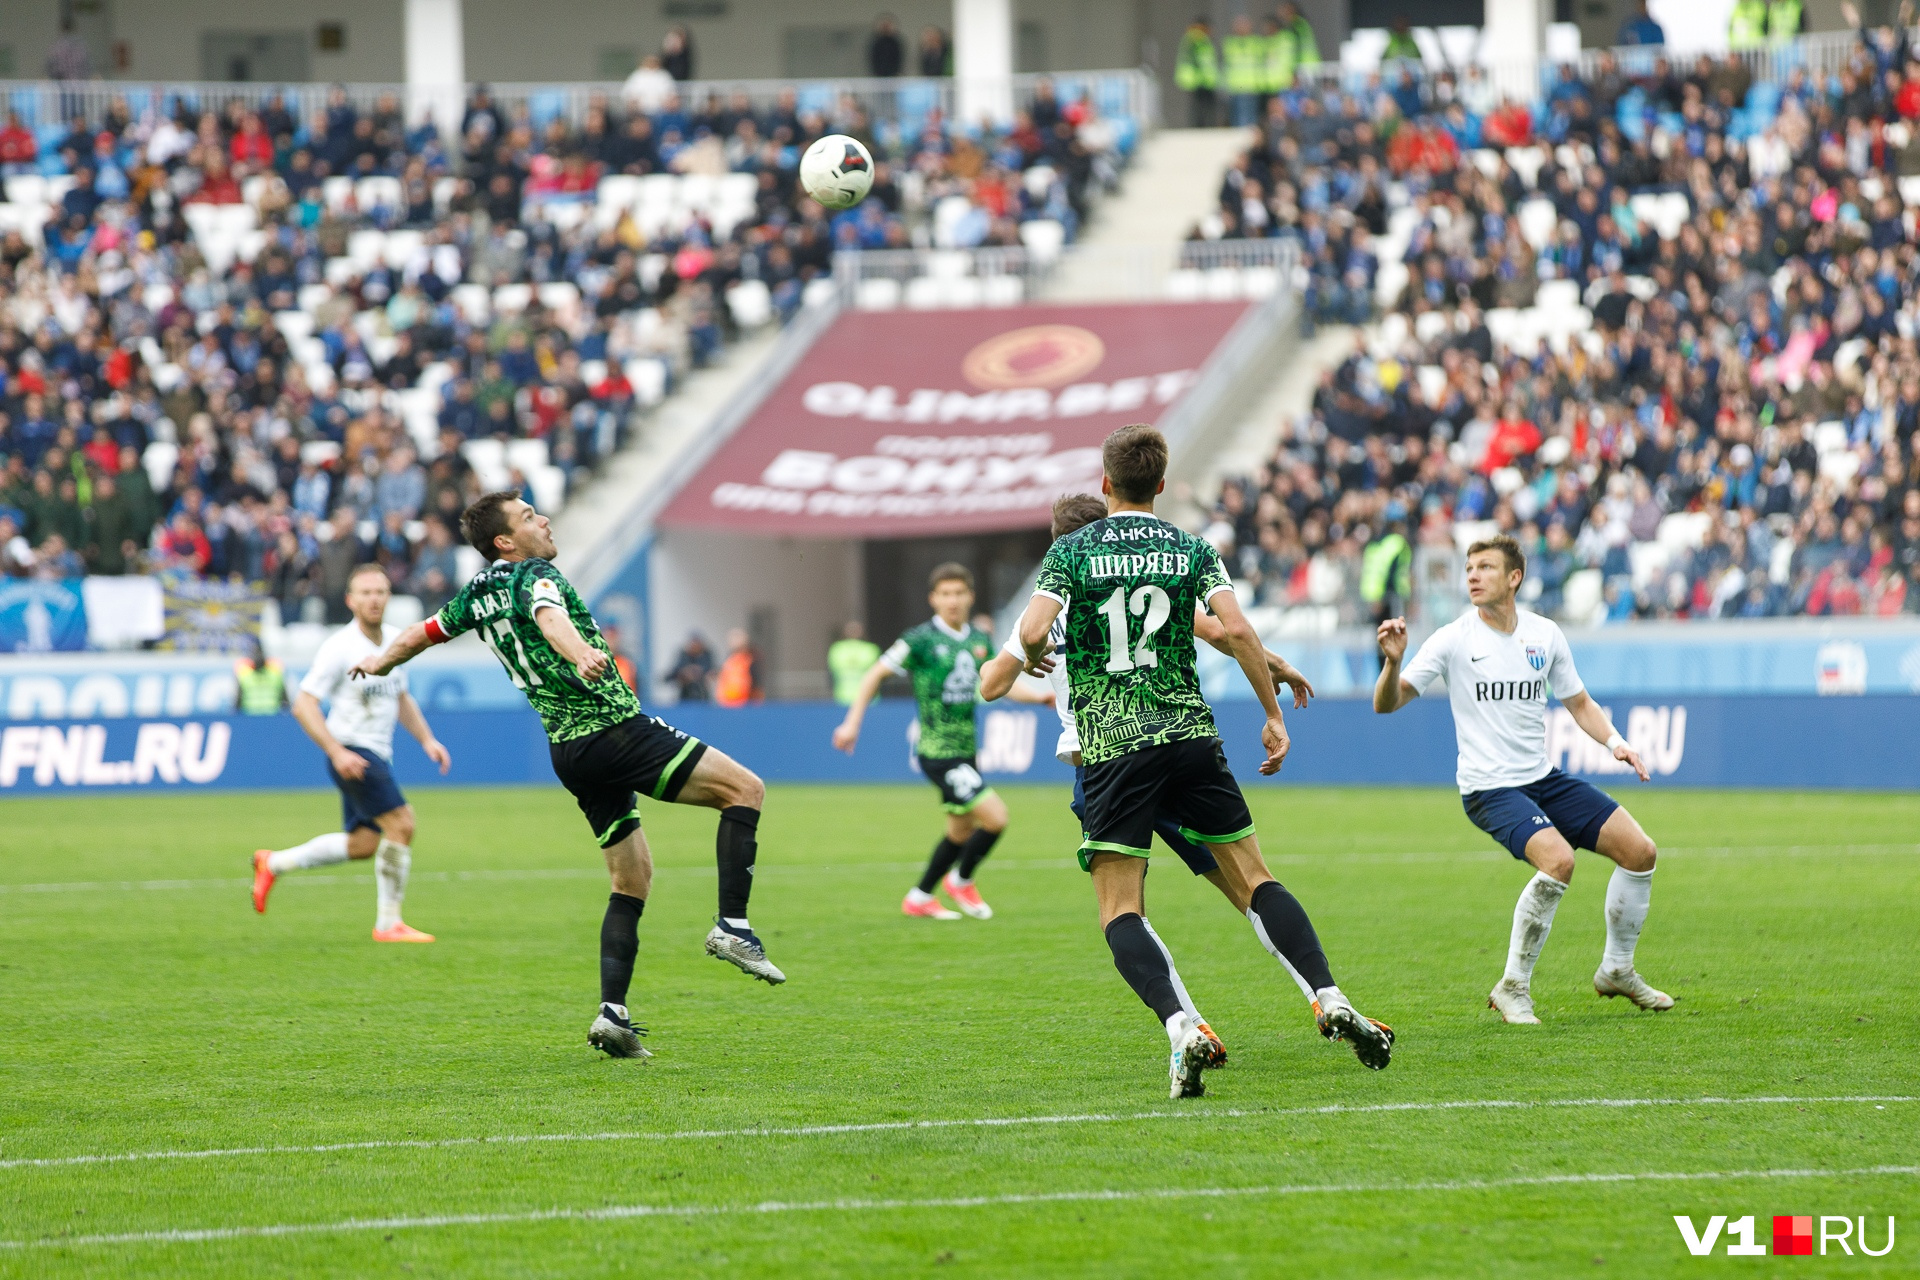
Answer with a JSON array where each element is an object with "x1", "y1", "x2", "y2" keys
[
  {"x1": 600, "y1": 892, "x2": 645, "y2": 1006},
  {"x1": 915, "y1": 838, "x2": 964, "y2": 894},
  {"x1": 953, "y1": 827, "x2": 1000, "y2": 881},
  {"x1": 716, "y1": 805, "x2": 760, "y2": 920},
  {"x1": 1104, "y1": 912, "x2": 1185, "y2": 1024},
  {"x1": 1247, "y1": 879, "x2": 1336, "y2": 993}
]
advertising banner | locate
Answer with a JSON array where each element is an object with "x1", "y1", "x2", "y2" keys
[
  {"x1": 0, "y1": 579, "x2": 88, "y2": 653},
  {"x1": 656, "y1": 301, "x2": 1252, "y2": 538},
  {"x1": 1, "y1": 697, "x2": 1912, "y2": 795},
  {"x1": 0, "y1": 650, "x2": 524, "y2": 720}
]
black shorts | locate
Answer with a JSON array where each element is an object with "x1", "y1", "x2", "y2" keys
[
  {"x1": 918, "y1": 754, "x2": 996, "y2": 814},
  {"x1": 1077, "y1": 737, "x2": 1254, "y2": 872},
  {"x1": 1071, "y1": 765, "x2": 1218, "y2": 876},
  {"x1": 548, "y1": 715, "x2": 709, "y2": 848}
]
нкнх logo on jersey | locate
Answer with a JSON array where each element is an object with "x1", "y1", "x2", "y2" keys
[{"x1": 1674, "y1": 1214, "x2": 1894, "y2": 1257}]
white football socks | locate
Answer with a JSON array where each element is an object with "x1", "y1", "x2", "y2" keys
[
  {"x1": 1141, "y1": 918, "x2": 1206, "y2": 1026},
  {"x1": 1504, "y1": 871, "x2": 1568, "y2": 988},
  {"x1": 267, "y1": 832, "x2": 350, "y2": 874},
  {"x1": 1163, "y1": 1011, "x2": 1188, "y2": 1048},
  {"x1": 1601, "y1": 866, "x2": 1655, "y2": 973},
  {"x1": 374, "y1": 838, "x2": 411, "y2": 930}
]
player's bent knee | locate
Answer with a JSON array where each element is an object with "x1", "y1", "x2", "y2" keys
[
  {"x1": 1526, "y1": 832, "x2": 1575, "y2": 882},
  {"x1": 733, "y1": 769, "x2": 765, "y2": 810}
]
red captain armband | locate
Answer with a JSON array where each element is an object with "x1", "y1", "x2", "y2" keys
[{"x1": 422, "y1": 616, "x2": 451, "y2": 645}]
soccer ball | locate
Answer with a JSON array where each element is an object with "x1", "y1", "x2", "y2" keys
[{"x1": 799, "y1": 134, "x2": 875, "y2": 210}]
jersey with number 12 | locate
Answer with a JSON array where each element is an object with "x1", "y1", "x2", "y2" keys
[
  {"x1": 427, "y1": 557, "x2": 642, "y2": 743},
  {"x1": 1032, "y1": 512, "x2": 1233, "y2": 765}
]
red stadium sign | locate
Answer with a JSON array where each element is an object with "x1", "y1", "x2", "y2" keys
[{"x1": 656, "y1": 301, "x2": 1251, "y2": 537}]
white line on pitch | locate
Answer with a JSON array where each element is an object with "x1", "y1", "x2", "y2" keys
[
  {"x1": 3, "y1": 842, "x2": 1913, "y2": 895},
  {"x1": 3, "y1": 1095, "x2": 1909, "y2": 1173},
  {"x1": 6, "y1": 1163, "x2": 1917, "y2": 1250}
]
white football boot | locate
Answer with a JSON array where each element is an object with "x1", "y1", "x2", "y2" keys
[
  {"x1": 1594, "y1": 966, "x2": 1675, "y2": 1010},
  {"x1": 1167, "y1": 1013, "x2": 1212, "y2": 1099},
  {"x1": 705, "y1": 922, "x2": 787, "y2": 984},
  {"x1": 1487, "y1": 978, "x2": 1542, "y2": 1024},
  {"x1": 587, "y1": 1003, "x2": 651, "y2": 1059}
]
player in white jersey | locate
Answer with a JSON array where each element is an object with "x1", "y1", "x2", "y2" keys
[
  {"x1": 979, "y1": 494, "x2": 1389, "y2": 1073},
  {"x1": 251, "y1": 563, "x2": 449, "y2": 942},
  {"x1": 1373, "y1": 534, "x2": 1671, "y2": 1024}
]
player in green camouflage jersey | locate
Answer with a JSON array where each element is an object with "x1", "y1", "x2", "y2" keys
[
  {"x1": 349, "y1": 491, "x2": 786, "y2": 1062},
  {"x1": 1016, "y1": 426, "x2": 1393, "y2": 1099},
  {"x1": 833, "y1": 563, "x2": 1051, "y2": 921}
]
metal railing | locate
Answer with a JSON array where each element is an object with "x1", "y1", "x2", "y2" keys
[
  {"x1": 1285, "y1": 25, "x2": 1898, "y2": 105},
  {"x1": 0, "y1": 67, "x2": 1158, "y2": 134},
  {"x1": 829, "y1": 238, "x2": 1302, "y2": 307}
]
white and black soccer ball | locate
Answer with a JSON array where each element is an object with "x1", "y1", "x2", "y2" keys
[{"x1": 799, "y1": 134, "x2": 875, "y2": 210}]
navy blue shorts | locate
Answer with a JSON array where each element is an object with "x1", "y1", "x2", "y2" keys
[
  {"x1": 1072, "y1": 764, "x2": 1219, "y2": 876},
  {"x1": 1462, "y1": 767, "x2": 1620, "y2": 862},
  {"x1": 329, "y1": 746, "x2": 408, "y2": 834}
]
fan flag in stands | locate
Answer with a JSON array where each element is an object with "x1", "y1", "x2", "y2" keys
[{"x1": 656, "y1": 301, "x2": 1251, "y2": 538}]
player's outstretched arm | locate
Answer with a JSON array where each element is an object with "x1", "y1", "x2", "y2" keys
[
  {"x1": 398, "y1": 691, "x2": 451, "y2": 775},
  {"x1": 1562, "y1": 690, "x2": 1650, "y2": 781},
  {"x1": 1195, "y1": 607, "x2": 1313, "y2": 708},
  {"x1": 978, "y1": 652, "x2": 1023, "y2": 702},
  {"x1": 350, "y1": 622, "x2": 434, "y2": 680},
  {"x1": 1372, "y1": 618, "x2": 1418, "y2": 713},
  {"x1": 1209, "y1": 589, "x2": 1290, "y2": 775},
  {"x1": 290, "y1": 690, "x2": 368, "y2": 781},
  {"x1": 1016, "y1": 594, "x2": 1062, "y2": 666},
  {"x1": 1004, "y1": 678, "x2": 1055, "y2": 706},
  {"x1": 832, "y1": 661, "x2": 889, "y2": 752}
]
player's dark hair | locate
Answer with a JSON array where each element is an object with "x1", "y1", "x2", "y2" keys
[
  {"x1": 347, "y1": 562, "x2": 389, "y2": 586},
  {"x1": 928, "y1": 562, "x2": 974, "y2": 592},
  {"x1": 460, "y1": 490, "x2": 521, "y2": 558},
  {"x1": 1102, "y1": 424, "x2": 1168, "y2": 503},
  {"x1": 1468, "y1": 534, "x2": 1526, "y2": 578},
  {"x1": 1051, "y1": 492, "x2": 1108, "y2": 540}
]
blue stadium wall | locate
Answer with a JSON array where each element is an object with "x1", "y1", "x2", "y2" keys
[{"x1": 0, "y1": 696, "x2": 1914, "y2": 795}]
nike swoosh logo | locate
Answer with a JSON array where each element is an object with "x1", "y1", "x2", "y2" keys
[{"x1": 1469, "y1": 655, "x2": 1487, "y2": 662}]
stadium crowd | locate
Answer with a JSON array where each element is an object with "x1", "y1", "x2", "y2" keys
[
  {"x1": 0, "y1": 65, "x2": 1123, "y2": 623},
  {"x1": 1199, "y1": 20, "x2": 1920, "y2": 623}
]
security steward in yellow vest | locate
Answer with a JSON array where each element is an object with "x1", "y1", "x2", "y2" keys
[
  {"x1": 1767, "y1": 0, "x2": 1803, "y2": 45},
  {"x1": 1728, "y1": 0, "x2": 1768, "y2": 49},
  {"x1": 1176, "y1": 18, "x2": 1220, "y2": 128},
  {"x1": 1360, "y1": 524, "x2": 1413, "y2": 624},
  {"x1": 1222, "y1": 15, "x2": 1267, "y2": 126},
  {"x1": 235, "y1": 653, "x2": 288, "y2": 714}
]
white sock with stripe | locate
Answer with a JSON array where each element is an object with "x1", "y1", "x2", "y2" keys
[
  {"x1": 267, "y1": 832, "x2": 350, "y2": 874},
  {"x1": 374, "y1": 839, "x2": 411, "y2": 930}
]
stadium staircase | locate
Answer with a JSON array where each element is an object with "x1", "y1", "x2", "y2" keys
[{"x1": 1040, "y1": 127, "x2": 1253, "y2": 299}]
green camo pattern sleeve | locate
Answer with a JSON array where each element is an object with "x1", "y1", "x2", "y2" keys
[
  {"x1": 449, "y1": 558, "x2": 644, "y2": 743},
  {"x1": 891, "y1": 621, "x2": 992, "y2": 759},
  {"x1": 1036, "y1": 514, "x2": 1228, "y2": 765}
]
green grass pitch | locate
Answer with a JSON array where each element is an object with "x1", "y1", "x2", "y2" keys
[{"x1": 1, "y1": 783, "x2": 1916, "y2": 1277}]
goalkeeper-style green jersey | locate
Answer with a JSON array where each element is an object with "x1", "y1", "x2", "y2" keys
[
  {"x1": 427, "y1": 557, "x2": 642, "y2": 743},
  {"x1": 1032, "y1": 512, "x2": 1233, "y2": 765},
  {"x1": 881, "y1": 618, "x2": 993, "y2": 759}
]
